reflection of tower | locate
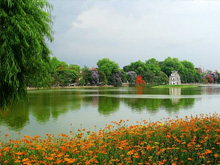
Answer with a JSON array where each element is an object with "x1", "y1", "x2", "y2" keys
[{"x1": 169, "y1": 88, "x2": 181, "y2": 104}]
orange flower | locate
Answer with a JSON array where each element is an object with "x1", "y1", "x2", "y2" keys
[
  {"x1": 3, "y1": 147, "x2": 10, "y2": 152},
  {"x1": 14, "y1": 160, "x2": 21, "y2": 163},
  {"x1": 64, "y1": 158, "x2": 77, "y2": 163},
  {"x1": 146, "y1": 145, "x2": 152, "y2": 151},
  {"x1": 205, "y1": 149, "x2": 213, "y2": 154},
  {"x1": 46, "y1": 157, "x2": 54, "y2": 161},
  {"x1": 24, "y1": 135, "x2": 31, "y2": 139}
]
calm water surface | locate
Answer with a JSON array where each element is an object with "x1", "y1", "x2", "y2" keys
[{"x1": 1, "y1": 85, "x2": 220, "y2": 140}]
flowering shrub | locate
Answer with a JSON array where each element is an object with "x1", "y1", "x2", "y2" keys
[
  {"x1": 127, "y1": 71, "x2": 137, "y2": 85},
  {"x1": 111, "y1": 72, "x2": 123, "y2": 87},
  {"x1": 91, "y1": 70, "x2": 99, "y2": 85},
  {"x1": 203, "y1": 73, "x2": 218, "y2": 83},
  {"x1": 1, "y1": 114, "x2": 220, "y2": 164},
  {"x1": 135, "y1": 75, "x2": 146, "y2": 86}
]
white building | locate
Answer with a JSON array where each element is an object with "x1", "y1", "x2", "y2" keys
[{"x1": 169, "y1": 71, "x2": 181, "y2": 85}]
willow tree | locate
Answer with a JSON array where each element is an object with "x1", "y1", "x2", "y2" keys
[{"x1": 0, "y1": 0, "x2": 53, "y2": 108}]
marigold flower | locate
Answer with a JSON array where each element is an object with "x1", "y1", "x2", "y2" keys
[{"x1": 205, "y1": 149, "x2": 213, "y2": 154}]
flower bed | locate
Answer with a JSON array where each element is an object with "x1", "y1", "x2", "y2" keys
[{"x1": 1, "y1": 114, "x2": 220, "y2": 164}]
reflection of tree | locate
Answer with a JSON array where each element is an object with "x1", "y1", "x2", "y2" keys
[
  {"x1": 201, "y1": 86, "x2": 220, "y2": 95},
  {"x1": 123, "y1": 97, "x2": 195, "y2": 113},
  {"x1": 0, "y1": 103, "x2": 29, "y2": 131},
  {"x1": 30, "y1": 91, "x2": 82, "y2": 122},
  {"x1": 123, "y1": 99, "x2": 160, "y2": 113},
  {"x1": 137, "y1": 86, "x2": 143, "y2": 95},
  {"x1": 98, "y1": 97, "x2": 120, "y2": 116},
  {"x1": 82, "y1": 96, "x2": 93, "y2": 107},
  {"x1": 162, "y1": 98, "x2": 195, "y2": 113}
]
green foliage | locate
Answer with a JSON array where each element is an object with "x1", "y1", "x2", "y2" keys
[
  {"x1": 153, "y1": 85, "x2": 198, "y2": 88},
  {"x1": 161, "y1": 57, "x2": 202, "y2": 83},
  {"x1": 145, "y1": 58, "x2": 161, "y2": 75},
  {"x1": 161, "y1": 57, "x2": 183, "y2": 76},
  {"x1": 81, "y1": 66, "x2": 92, "y2": 86},
  {"x1": 123, "y1": 60, "x2": 147, "y2": 76},
  {"x1": 98, "y1": 70, "x2": 107, "y2": 85},
  {"x1": 215, "y1": 71, "x2": 220, "y2": 83},
  {"x1": 154, "y1": 71, "x2": 169, "y2": 85},
  {"x1": 0, "y1": 0, "x2": 53, "y2": 107},
  {"x1": 78, "y1": 79, "x2": 85, "y2": 86},
  {"x1": 49, "y1": 57, "x2": 81, "y2": 86},
  {"x1": 120, "y1": 70, "x2": 127, "y2": 83},
  {"x1": 97, "y1": 58, "x2": 120, "y2": 84},
  {"x1": 179, "y1": 60, "x2": 197, "y2": 83},
  {"x1": 124, "y1": 59, "x2": 168, "y2": 85}
]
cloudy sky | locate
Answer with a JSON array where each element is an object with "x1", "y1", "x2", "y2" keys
[{"x1": 48, "y1": 0, "x2": 220, "y2": 71}]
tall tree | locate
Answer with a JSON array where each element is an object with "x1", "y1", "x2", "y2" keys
[
  {"x1": 179, "y1": 60, "x2": 197, "y2": 83},
  {"x1": 97, "y1": 58, "x2": 120, "y2": 84},
  {"x1": 0, "y1": 0, "x2": 53, "y2": 107},
  {"x1": 145, "y1": 58, "x2": 161, "y2": 75},
  {"x1": 123, "y1": 60, "x2": 147, "y2": 76},
  {"x1": 161, "y1": 57, "x2": 182, "y2": 76}
]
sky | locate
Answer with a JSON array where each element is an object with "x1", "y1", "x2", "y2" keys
[{"x1": 48, "y1": 0, "x2": 220, "y2": 71}]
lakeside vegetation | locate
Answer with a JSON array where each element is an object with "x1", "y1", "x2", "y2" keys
[
  {"x1": 44, "y1": 57, "x2": 217, "y2": 88},
  {"x1": 1, "y1": 113, "x2": 220, "y2": 164},
  {"x1": 152, "y1": 85, "x2": 198, "y2": 88}
]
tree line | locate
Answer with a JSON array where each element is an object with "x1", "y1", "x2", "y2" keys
[{"x1": 29, "y1": 56, "x2": 219, "y2": 88}]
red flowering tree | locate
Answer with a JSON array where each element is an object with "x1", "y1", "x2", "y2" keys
[{"x1": 135, "y1": 75, "x2": 146, "y2": 86}]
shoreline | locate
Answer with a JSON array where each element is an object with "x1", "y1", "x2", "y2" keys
[
  {"x1": 27, "y1": 85, "x2": 114, "y2": 90},
  {"x1": 27, "y1": 83, "x2": 219, "y2": 90}
]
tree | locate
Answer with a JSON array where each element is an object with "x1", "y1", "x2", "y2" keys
[
  {"x1": 90, "y1": 69, "x2": 99, "y2": 85},
  {"x1": 123, "y1": 60, "x2": 147, "y2": 76},
  {"x1": 0, "y1": 0, "x2": 53, "y2": 107},
  {"x1": 97, "y1": 58, "x2": 120, "y2": 84},
  {"x1": 98, "y1": 70, "x2": 107, "y2": 85},
  {"x1": 69, "y1": 64, "x2": 81, "y2": 83},
  {"x1": 203, "y1": 72, "x2": 218, "y2": 84},
  {"x1": 179, "y1": 60, "x2": 197, "y2": 83},
  {"x1": 161, "y1": 57, "x2": 183, "y2": 76},
  {"x1": 49, "y1": 57, "x2": 80, "y2": 86},
  {"x1": 135, "y1": 75, "x2": 146, "y2": 86},
  {"x1": 81, "y1": 66, "x2": 92, "y2": 86},
  {"x1": 145, "y1": 58, "x2": 161, "y2": 75},
  {"x1": 215, "y1": 71, "x2": 220, "y2": 83},
  {"x1": 127, "y1": 71, "x2": 137, "y2": 85},
  {"x1": 111, "y1": 72, "x2": 123, "y2": 87},
  {"x1": 120, "y1": 70, "x2": 127, "y2": 83},
  {"x1": 154, "y1": 71, "x2": 169, "y2": 85}
]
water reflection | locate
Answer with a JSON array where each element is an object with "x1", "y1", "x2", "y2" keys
[
  {"x1": 98, "y1": 97, "x2": 120, "y2": 116},
  {"x1": 0, "y1": 86, "x2": 219, "y2": 131},
  {"x1": 0, "y1": 105, "x2": 29, "y2": 131},
  {"x1": 122, "y1": 97, "x2": 195, "y2": 113},
  {"x1": 169, "y1": 88, "x2": 181, "y2": 104}
]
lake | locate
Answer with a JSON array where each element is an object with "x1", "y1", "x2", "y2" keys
[{"x1": 1, "y1": 85, "x2": 220, "y2": 140}]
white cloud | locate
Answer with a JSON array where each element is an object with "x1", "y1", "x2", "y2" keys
[{"x1": 49, "y1": 0, "x2": 220, "y2": 70}]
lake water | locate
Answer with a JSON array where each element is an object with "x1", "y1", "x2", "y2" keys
[{"x1": 1, "y1": 85, "x2": 220, "y2": 140}]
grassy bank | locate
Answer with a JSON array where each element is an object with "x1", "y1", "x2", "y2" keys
[
  {"x1": 152, "y1": 84, "x2": 198, "y2": 88},
  {"x1": 1, "y1": 114, "x2": 220, "y2": 164}
]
